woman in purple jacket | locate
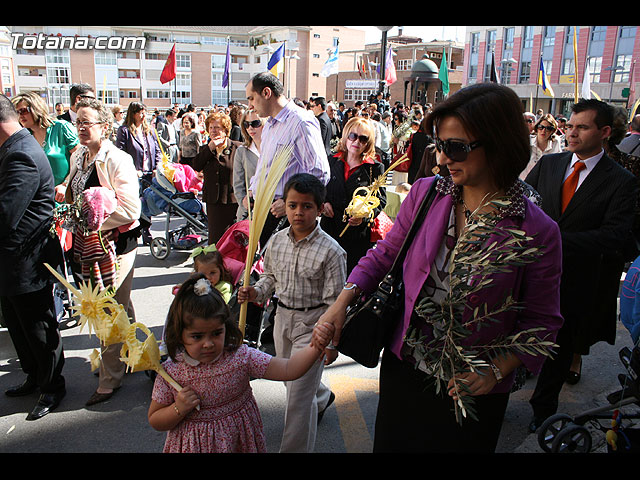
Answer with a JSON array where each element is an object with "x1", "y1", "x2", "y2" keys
[{"x1": 313, "y1": 83, "x2": 564, "y2": 453}]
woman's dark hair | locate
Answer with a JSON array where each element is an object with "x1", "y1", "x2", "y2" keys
[
  {"x1": 425, "y1": 82, "x2": 530, "y2": 190},
  {"x1": 164, "y1": 273, "x2": 242, "y2": 361},
  {"x1": 283, "y1": 173, "x2": 326, "y2": 208}
]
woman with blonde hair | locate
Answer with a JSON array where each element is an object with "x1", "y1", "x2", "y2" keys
[
  {"x1": 193, "y1": 111, "x2": 238, "y2": 244},
  {"x1": 12, "y1": 91, "x2": 79, "y2": 187},
  {"x1": 520, "y1": 113, "x2": 563, "y2": 180},
  {"x1": 320, "y1": 116, "x2": 387, "y2": 273}
]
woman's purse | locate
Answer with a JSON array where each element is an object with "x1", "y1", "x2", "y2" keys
[{"x1": 337, "y1": 178, "x2": 439, "y2": 368}]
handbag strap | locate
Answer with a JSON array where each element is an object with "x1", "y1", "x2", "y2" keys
[{"x1": 387, "y1": 176, "x2": 439, "y2": 275}]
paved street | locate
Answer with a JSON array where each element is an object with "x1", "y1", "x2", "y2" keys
[{"x1": 0, "y1": 213, "x2": 636, "y2": 454}]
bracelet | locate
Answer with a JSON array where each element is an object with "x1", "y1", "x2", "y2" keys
[
  {"x1": 173, "y1": 403, "x2": 181, "y2": 416},
  {"x1": 343, "y1": 282, "x2": 358, "y2": 291}
]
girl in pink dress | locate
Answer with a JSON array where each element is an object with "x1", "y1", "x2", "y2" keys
[{"x1": 148, "y1": 274, "x2": 333, "y2": 453}]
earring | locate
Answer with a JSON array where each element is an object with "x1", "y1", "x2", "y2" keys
[{"x1": 431, "y1": 165, "x2": 440, "y2": 175}]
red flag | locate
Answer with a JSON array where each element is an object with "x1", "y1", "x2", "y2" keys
[
  {"x1": 384, "y1": 47, "x2": 397, "y2": 85},
  {"x1": 160, "y1": 44, "x2": 176, "y2": 84}
]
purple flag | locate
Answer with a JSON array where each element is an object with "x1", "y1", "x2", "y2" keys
[{"x1": 222, "y1": 39, "x2": 230, "y2": 88}]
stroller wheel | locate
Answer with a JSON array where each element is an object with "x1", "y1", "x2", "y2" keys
[
  {"x1": 537, "y1": 413, "x2": 574, "y2": 452},
  {"x1": 551, "y1": 424, "x2": 592, "y2": 453},
  {"x1": 150, "y1": 237, "x2": 170, "y2": 260}
]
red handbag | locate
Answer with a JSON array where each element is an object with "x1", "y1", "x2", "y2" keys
[
  {"x1": 392, "y1": 143, "x2": 412, "y2": 172},
  {"x1": 370, "y1": 211, "x2": 394, "y2": 242}
]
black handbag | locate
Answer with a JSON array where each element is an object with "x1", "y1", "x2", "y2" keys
[{"x1": 337, "y1": 178, "x2": 439, "y2": 368}]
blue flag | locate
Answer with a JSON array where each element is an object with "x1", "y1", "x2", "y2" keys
[{"x1": 268, "y1": 44, "x2": 285, "y2": 76}]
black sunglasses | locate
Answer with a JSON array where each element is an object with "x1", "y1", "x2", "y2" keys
[
  {"x1": 536, "y1": 125, "x2": 555, "y2": 132},
  {"x1": 434, "y1": 137, "x2": 482, "y2": 163},
  {"x1": 347, "y1": 132, "x2": 369, "y2": 144},
  {"x1": 243, "y1": 119, "x2": 262, "y2": 129}
]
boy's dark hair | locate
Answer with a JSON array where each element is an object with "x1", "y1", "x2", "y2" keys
[
  {"x1": 283, "y1": 173, "x2": 326, "y2": 208},
  {"x1": 69, "y1": 83, "x2": 95, "y2": 106},
  {"x1": 164, "y1": 273, "x2": 242, "y2": 361}
]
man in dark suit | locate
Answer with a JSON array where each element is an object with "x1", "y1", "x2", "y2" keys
[
  {"x1": 525, "y1": 99, "x2": 639, "y2": 432},
  {"x1": 58, "y1": 83, "x2": 95, "y2": 124},
  {"x1": 310, "y1": 96, "x2": 333, "y2": 157},
  {"x1": 0, "y1": 94, "x2": 66, "y2": 421}
]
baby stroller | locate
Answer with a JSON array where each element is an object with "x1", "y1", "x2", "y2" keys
[
  {"x1": 215, "y1": 220, "x2": 271, "y2": 350},
  {"x1": 141, "y1": 162, "x2": 208, "y2": 260},
  {"x1": 536, "y1": 344, "x2": 640, "y2": 453}
]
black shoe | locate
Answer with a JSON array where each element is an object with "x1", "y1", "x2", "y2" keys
[
  {"x1": 26, "y1": 390, "x2": 66, "y2": 421},
  {"x1": 565, "y1": 361, "x2": 582, "y2": 385},
  {"x1": 5, "y1": 378, "x2": 38, "y2": 397},
  {"x1": 142, "y1": 229, "x2": 152, "y2": 246},
  {"x1": 528, "y1": 415, "x2": 545, "y2": 434},
  {"x1": 318, "y1": 392, "x2": 335, "y2": 425}
]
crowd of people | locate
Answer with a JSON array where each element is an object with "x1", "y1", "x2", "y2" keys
[{"x1": 1, "y1": 71, "x2": 640, "y2": 454}]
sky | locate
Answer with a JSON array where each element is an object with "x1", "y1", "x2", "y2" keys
[{"x1": 346, "y1": 26, "x2": 466, "y2": 44}]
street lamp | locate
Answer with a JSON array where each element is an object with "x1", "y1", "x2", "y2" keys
[
  {"x1": 500, "y1": 57, "x2": 517, "y2": 85},
  {"x1": 376, "y1": 26, "x2": 394, "y2": 95},
  {"x1": 286, "y1": 46, "x2": 300, "y2": 98}
]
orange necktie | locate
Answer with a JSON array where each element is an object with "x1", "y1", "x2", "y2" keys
[{"x1": 561, "y1": 161, "x2": 586, "y2": 213}]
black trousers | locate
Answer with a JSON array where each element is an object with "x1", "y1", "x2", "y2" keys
[
  {"x1": 374, "y1": 350, "x2": 509, "y2": 453},
  {"x1": 1, "y1": 285, "x2": 65, "y2": 394},
  {"x1": 529, "y1": 318, "x2": 574, "y2": 419}
]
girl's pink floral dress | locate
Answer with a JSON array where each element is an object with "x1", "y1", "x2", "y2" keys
[{"x1": 152, "y1": 344, "x2": 272, "y2": 453}]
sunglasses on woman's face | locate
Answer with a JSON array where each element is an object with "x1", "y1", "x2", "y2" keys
[
  {"x1": 536, "y1": 125, "x2": 555, "y2": 132},
  {"x1": 434, "y1": 137, "x2": 482, "y2": 163},
  {"x1": 347, "y1": 132, "x2": 369, "y2": 144},
  {"x1": 16, "y1": 107, "x2": 31, "y2": 116},
  {"x1": 243, "y1": 120, "x2": 262, "y2": 129}
]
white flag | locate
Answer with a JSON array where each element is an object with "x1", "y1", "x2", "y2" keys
[
  {"x1": 581, "y1": 64, "x2": 591, "y2": 100},
  {"x1": 320, "y1": 46, "x2": 339, "y2": 77}
]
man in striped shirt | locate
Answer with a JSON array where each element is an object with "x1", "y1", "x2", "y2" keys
[{"x1": 245, "y1": 73, "x2": 330, "y2": 246}]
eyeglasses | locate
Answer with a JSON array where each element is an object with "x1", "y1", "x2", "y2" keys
[
  {"x1": 434, "y1": 137, "x2": 482, "y2": 163},
  {"x1": 347, "y1": 132, "x2": 369, "y2": 144},
  {"x1": 16, "y1": 107, "x2": 31, "y2": 116},
  {"x1": 243, "y1": 120, "x2": 262, "y2": 129},
  {"x1": 76, "y1": 121, "x2": 104, "y2": 129},
  {"x1": 536, "y1": 125, "x2": 555, "y2": 132}
]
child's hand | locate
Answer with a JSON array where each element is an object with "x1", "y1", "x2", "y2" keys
[
  {"x1": 324, "y1": 347, "x2": 338, "y2": 366},
  {"x1": 312, "y1": 322, "x2": 335, "y2": 351},
  {"x1": 175, "y1": 386, "x2": 200, "y2": 415},
  {"x1": 237, "y1": 286, "x2": 257, "y2": 304}
]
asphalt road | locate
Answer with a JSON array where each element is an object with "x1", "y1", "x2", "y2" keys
[{"x1": 0, "y1": 215, "x2": 637, "y2": 455}]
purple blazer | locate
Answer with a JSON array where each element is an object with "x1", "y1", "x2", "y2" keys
[{"x1": 348, "y1": 176, "x2": 564, "y2": 393}]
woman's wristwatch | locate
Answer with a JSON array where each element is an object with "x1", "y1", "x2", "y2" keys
[{"x1": 488, "y1": 362, "x2": 503, "y2": 382}]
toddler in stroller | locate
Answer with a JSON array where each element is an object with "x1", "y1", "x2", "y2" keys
[{"x1": 140, "y1": 161, "x2": 208, "y2": 260}]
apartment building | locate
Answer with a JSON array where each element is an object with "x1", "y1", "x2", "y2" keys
[
  {"x1": 464, "y1": 26, "x2": 640, "y2": 117},
  {"x1": 5, "y1": 25, "x2": 365, "y2": 111}
]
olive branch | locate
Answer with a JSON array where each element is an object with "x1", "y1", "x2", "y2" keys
[{"x1": 404, "y1": 196, "x2": 558, "y2": 425}]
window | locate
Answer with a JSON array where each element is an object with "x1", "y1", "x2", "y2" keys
[
  {"x1": 562, "y1": 58, "x2": 575, "y2": 76},
  {"x1": 45, "y1": 50, "x2": 70, "y2": 65},
  {"x1": 519, "y1": 61, "x2": 531, "y2": 84},
  {"x1": 146, "y1": 89, "x2": 170, "y2": 99},
  {"x1": 211, "y1": 54, "x2": 226, "y2": 70},
  {"x1": 470, "y1": 32, "x2": 479, "y2": 54},
  {"x1": 522, "y1": 26, "x2": 534, "y2": 49},
  {"x1": 97, "y1": 89, "x2": 118, "y2": 104},
  {"x1": 486, "y1": 30, "x2": 496, "y2": 52},
  {"x1": 504, "y1": 27, "x2": 514, "y2": 51},
  {"x1": 95, "y1": 50, "x2": 117, "y2": 66},
  {"x1": 586, "y1": 56, "x2": 602, "y2": 82},
  {"x1": 620, "y1": 26, "x2": 636, "y2": 38},
  {"x1": 47, "y1": 66, "x2": 70, "y2": 84},
  {"x1": 613, "y1": 55, "x2": 632, "y2": 83},
  {"x1": 543, "y1": 26, "x2": 556, "y2": 47},
  {"x1": 398, "y1": 59, "x2": 412, "y2": 70},
  {"x1": 176, "y1": 54, "x2": 190, "y2": 69},
  {"x1": 591, "y1": 26, "x2": 606, "y2": 42}
]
